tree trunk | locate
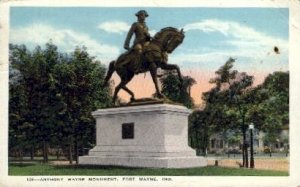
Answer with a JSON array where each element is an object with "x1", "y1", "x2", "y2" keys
[
  {"x1": 81, "y1": 146, "x2": 85, "y2": 156},
  {"x1": 195, "y1": 131, "x2": 199, "y2": 155},
  {"x1": 245, "y1": 145, "x2": 249, "y2": 168},
  {"x1": 202, "y1": 145, "x2": 207, "y2": 157},
  {"x1": 69, "y1": 144, "x2": 73, "y2": 164},
  {"x1": 43, "y1": 141, "x2": 49, "y2": 162},
  {"x1": 46, "y1": 142, "x2": 49, "y2": 162},
  {"x1": 242, "y1": 125, "x2": 249, "y2": 168},
  {"x1": 56, "y1": 145, "x2": 60, "y2": 160},
  {"x1": 242, "y1": 127, "x2": 246, "y2": 167},
  {"x1": 30, "y1": 146, "x2": 34, "y2": 161},
  {"x1": 19, "y1": 148, "x2": 23, "y2": 161},
  {"x1": 75, "y1": 140, "x2": 79, "y2": 164},
  {"x1": 43, "y1": 140, "x2": 47, "y2": 163}
]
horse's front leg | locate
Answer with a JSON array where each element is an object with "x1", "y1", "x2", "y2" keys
[{"x1": 149, "y1": 62, "x2": 164, "y2": 98}]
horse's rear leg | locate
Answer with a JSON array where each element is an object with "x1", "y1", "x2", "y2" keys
[
  {"x1": 122, "y1": 72, "x2": 135, "y2": 102},
  {"x1": 112, "y1": 82, "x2": 122, "y2": 103},
  {"x1": 103, "y1": 60, "x2": 115, "y2": 87},
  {"x1": 112, "y1": 83, "x2": 135, "y2": 103},
  {"x1": 112, "y1": 72, "x2": 135, "y2": 103},
  {"x1": 122, "y1": 86, "x2": 135, "y2": 102}
]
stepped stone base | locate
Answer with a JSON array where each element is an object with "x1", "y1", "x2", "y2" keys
[
  {"x1": 79, "y1": 104, "x2": 207, "y2": 168},
  {"x1": 79, "y1": 155, "x2": 206, "y2": 168}
]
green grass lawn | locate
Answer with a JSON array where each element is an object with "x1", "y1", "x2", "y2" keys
[{"x1": 9, "y1": 162, "x2": 288, "y2": 176}]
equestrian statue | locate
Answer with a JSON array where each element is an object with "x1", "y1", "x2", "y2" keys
[{"x1": 103, "y1": 10, "x2": 185, "y2": 103}]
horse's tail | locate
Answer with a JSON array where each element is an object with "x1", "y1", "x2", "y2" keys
[{"x1": 103, "y1": 60, "x2": 115, "y2": 87}]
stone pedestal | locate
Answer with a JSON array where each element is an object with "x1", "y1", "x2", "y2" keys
[{"x1": 79, "y1": 104, "x2": 207, "y2": 168}]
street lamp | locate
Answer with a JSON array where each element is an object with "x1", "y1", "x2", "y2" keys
[{"x1": 249, "y1": 123, "x2": 255, "y2": 168}]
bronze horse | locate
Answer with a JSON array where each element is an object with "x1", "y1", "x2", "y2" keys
[{"x1": 103, "y1": 27, "x2": 185, "y2": 103}]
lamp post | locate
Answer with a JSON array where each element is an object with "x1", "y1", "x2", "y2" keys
[{"x1": 249, "y1": 123, "x2": 255, "y2": 168}]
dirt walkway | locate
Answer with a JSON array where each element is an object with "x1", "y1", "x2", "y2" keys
[
  {"x1": 207, "y1": 158, "x2": 289, "y2": 172},
  {"x1": 49, "y1": 158, "x2": 289, "y2": 172}
]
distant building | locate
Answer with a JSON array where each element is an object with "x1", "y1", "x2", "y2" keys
[{"x1": 208, "y1": 126, "x2": 289, "y2": 154}]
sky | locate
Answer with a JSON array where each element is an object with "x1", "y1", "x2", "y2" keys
[{"x1": 10, "y1": 7, "x2": 289, "y2": 104}]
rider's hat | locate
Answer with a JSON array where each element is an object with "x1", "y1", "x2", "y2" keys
[{"x1": 135, "y1": 10, "x2": 149, "y2": 17}]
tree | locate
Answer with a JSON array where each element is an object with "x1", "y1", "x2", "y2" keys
[
  {"x1": 9, "y1": 43, "x2": 63, "y2": 162},
  {"x1": 248, "y1": 71, "x2": 289, "y2": 156},
  {"x1": 262, "y1": 71, "x2": 289, "y2": 127},
  {"x1": 201, "y1": 57, "x2": 254, "y2": 167},
  {"x1": 9, "y1": 42, "x2": 113, "y2": 163},
  {"x1": 188, "y1": 109, "x2": 212, "y2": 156},
  {"x1": 226, "y1": 130, "x2": 242, "y2": 152},
  {"x1": 64, "y1": 47, "x2": 112, "y2": 163},
  {"x1": 159, "y1": 71, "x2": 196, "y2": 108},
  {"x1": 9, "y1": 44, "x2": 38, "y2": 160},
  {"x1": 48, "y1": 46, "x2": 113, "y2": 163},
  {"x1": 199, "y1": 58, "x2": 289, "y2": 167}
]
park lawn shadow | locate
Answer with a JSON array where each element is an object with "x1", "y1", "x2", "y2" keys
[
  {"x1": 54, "y1": 164, "x2": 145, "y2": 170},
  {"x1": 9, "y1": 162, "x2": 38, "y2": 167}
]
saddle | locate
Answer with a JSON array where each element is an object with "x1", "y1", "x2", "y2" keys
[{"x1": 115, "y1": 42, "x2": 166, "y2": 73}]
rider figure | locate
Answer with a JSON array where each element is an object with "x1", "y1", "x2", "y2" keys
[{"x1": 124, "y1": 10, "x2": 151, "y2": 70}]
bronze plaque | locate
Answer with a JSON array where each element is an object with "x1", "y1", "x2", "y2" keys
[{"x1": 122, "y1": 123, "x2": 134, "y2": 139}]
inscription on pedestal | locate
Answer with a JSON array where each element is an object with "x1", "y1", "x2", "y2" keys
[{"x1": 122, "y1": 123, "x2": 134, "y2": 139}]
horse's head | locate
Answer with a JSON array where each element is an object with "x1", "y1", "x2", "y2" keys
[
  {"x1": 153, "y1": 27, "x2": 185, "y2": 53},
  {"x1": 165, "y1": 28, "x2": 185, "y2": 53}
]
